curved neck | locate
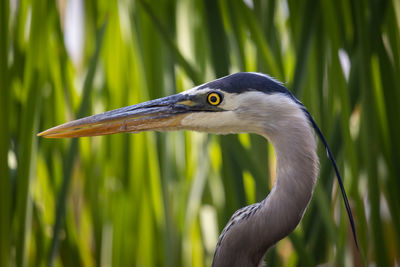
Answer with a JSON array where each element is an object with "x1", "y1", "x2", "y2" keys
[
  {"x1": 257, "y1": 122, "x2": 319, "y2": 251},
  {"x1": 212, "y1": 106, "x2": 319, "y2": 267}
]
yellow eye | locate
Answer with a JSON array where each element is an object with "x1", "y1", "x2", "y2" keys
[{"x1": 207, "y1": 92, "x2": 222, "y2": 106}]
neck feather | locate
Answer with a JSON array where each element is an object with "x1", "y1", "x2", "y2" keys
[
  {"x1": 212, "y1": 98, "x2": 319, "y2": 267},
  {"x1": 257, "y1": 115, "x2": 319, "y2": 250}
]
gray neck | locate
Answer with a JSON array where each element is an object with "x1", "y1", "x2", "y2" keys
[
  {"x1": 212, "y1": 110, "x2": 319, "y2": 267},
  {"x1": 257, "y1": 122, "x2": 319, "y2": 251}
]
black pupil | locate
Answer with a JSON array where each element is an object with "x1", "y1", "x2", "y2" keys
[{"x1": 210, "y1": 95, "x2": 218, "y2": 103}]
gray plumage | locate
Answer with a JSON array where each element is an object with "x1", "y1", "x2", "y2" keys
[
  {"x1": 210, "y1": 87, "x2": 319, "y2": 266},
  {"x1": 38, "y1": 72, "x2": 357, "y2": 267}
]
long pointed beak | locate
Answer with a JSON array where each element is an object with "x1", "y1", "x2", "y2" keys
[{"x1": 38, "y1": 93, "x2": 197, "y2": 138}]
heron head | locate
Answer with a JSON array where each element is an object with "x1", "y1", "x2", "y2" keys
[{"x1": 38, "y1": 72, "x2": 296, "y2": 138}]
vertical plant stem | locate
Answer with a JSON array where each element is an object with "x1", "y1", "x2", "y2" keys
[{"x1": 0, "y1": 0, "x2": 10, "y2": 266}]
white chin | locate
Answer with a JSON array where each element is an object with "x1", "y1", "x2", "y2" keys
[{"x1": 180, "y1": 112, "x2": 250, "y2": 134}]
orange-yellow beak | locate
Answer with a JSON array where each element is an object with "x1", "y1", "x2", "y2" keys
[{"x1": 38, "y1": 93, "x2": 199, "y2": 138}]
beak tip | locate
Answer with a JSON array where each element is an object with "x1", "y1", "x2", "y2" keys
[
  {"x1": 37, "y1": 128, "x2": 58, "y2": 138},
  {"x1": 37, "y1": 129, "x2": 50, "y2": 137}
]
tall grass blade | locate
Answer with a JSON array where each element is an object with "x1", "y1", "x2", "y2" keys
[{"x1": 0, "y1": 1, "x2": 10, "y2": 266}]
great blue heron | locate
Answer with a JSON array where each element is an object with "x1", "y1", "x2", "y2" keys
[{"x1": 39, "y1": 72, "x2": 358, "y2": 266}]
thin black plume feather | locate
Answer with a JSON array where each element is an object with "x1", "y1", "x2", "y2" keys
[{"x1": 302, "y1": 107, "x2": 359, "y2": 250}]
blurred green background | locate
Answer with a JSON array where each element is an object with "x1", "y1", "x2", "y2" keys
[{"x1": 1, "y1": 0, "x2": 400, "y2": 266}]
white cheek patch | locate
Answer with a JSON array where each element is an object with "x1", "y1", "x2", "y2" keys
[
  {"x1": 181, "y1": 111, "x2": 247, "y2": 134},
  {"x1": 218, "y1": 93, "x2": 239, "y2": 111}
]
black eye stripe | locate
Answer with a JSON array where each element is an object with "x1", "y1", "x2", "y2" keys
[{"x1": 197, "y1": 72, "x2": 290, "y2": 96}]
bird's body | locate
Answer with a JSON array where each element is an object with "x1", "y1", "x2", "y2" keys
[{"x1": 39, "y1": 72, "x2": 357, "y2": 266}]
